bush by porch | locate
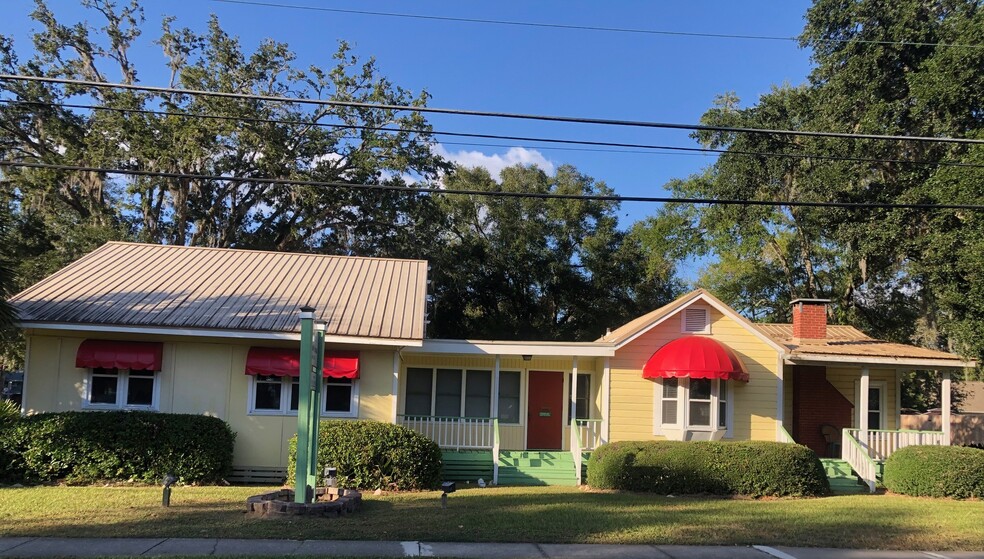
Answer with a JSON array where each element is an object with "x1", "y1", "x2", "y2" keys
[
  {"x1": 286, "y1": 420, "x2": 443, "y2": 490},
  {"x1": 587, "y1": 440, "x2": 829, "y2": 497},
  {"x1": 883, "y1": 445, "x2": 984, "y2": 499}
]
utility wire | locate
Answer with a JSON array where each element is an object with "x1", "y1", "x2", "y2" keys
[
  {"x1": 4, "y1": 74, "x2": 983, "y2": 146},
  {"x1": 209, "y1": 0, "x2": 984, "y2": 50},
  {"x1": 5, "y1": 98, "x2": 980, "y2": 169},
  {"x1": 2, "y1": 160, "x2": 981, "y2": 211}
]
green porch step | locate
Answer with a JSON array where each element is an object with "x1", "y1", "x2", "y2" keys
[
  {"x1": 820, "y1": 458, "x2": 870, "y2": 495},
  {"x1": 441, "y1": 450, "x2": 494, "y2": 483},
  {"x1": 497, "y1": 450, "x2": 578, "y2": 487}
]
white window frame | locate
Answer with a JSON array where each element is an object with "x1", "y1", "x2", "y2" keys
[
  {"x1": 854, "y1": 380, "x2": 887, "y2": 430},
  {"x1": 322, "y1": 377, "x2": 360, "y2": 418},
  {"x1": 681, "y1": 306, "x2": 711, "y2": 334},
  {"x1": 653, "y1": 377, "x2": 733, "y2": 439},
  {"x1": 83, "y1": 368, "x2": 161, "y2": 411},
  {"x1": 247, "y1": 375, "x2": 360, "y2": 417}
]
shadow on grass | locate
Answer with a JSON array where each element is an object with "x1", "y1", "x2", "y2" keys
[{"x1": 1, "y1": 487, "x2": 982, "y2": 551}]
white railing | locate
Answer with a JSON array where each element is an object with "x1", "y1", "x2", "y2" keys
[
  {"x1": 575, "y1": 419, "x2": 604, "y2": 451},
  {"x1": 492, "y1": 418, "x2": 500, "y2": 485},
  {"x1": 846, "y1": 428, "x2": 947, "y2": 461},
  {"x1": 842, "y1": 429, "x2": 878, "y2": 493},
  {"x1": 398, "y1": 415, "x2": 495, "y2": 450},
  {"x1": 570, "y1": 418, "x2": 584, "y2": 485},
  {"x1": 778, "y1": 424, "x2": 795, "y2": 444}
]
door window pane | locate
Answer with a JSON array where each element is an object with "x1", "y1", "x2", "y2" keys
[
  {"x1": 435, "y1": 369, "x2": 462, "y2": 416},
  {"x1": 497, "y1": 371, "x2": 521, "y2": 424},
  {"x1": 464, "y1": 370, "x2": 491, "y2": 417},
  {"x1": 405, "y1": 368, "x2": 433, "y2": 416}
]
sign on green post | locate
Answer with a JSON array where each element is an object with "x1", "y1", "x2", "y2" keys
[{"x1": 295, "y1": 306, "x2": 319, "y2": 504}]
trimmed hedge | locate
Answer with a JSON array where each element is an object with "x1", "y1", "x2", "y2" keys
[
  {"x1": 0, "y1": 411, "x2": 235, "y2": 484},
  {"x1": 883, "y1": 445, "x2": 984, "y2": 499},
  {"x1": 287, "y1": 420, "x2": 442, "y2": 490},
  {"x1": 587, "y1": 440, "x2": 829, "y2": 497}
]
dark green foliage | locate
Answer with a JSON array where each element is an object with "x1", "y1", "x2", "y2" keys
[
  {"x1": 587, "y1": 440, "x2": 829, "y2": 497},
  {"x1": 287, "y1": 420, "x2": 442, "y2": 490},
  {"x1": 0, "y1": 411, "x2": 235, "y2": 484},
  {"x1": 884, "y1": 445, "x2": 984, "y2": 499}
]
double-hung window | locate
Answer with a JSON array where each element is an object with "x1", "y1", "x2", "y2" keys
[
  {"x1": 249, "y1": 376, "x2": 358, "y2": 417},
  {"x1": 568, "y1": 373, "x2": 591, "y2": 421},
  {"x1": 654, "y1": 377, "x2": 731, "y2": 437},
  {"x1": 85, "y1": 367, "x2": 159, "y2": 410}
]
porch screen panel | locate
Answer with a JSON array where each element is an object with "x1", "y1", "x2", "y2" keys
[
  {"x1": 464, "y1": 370, "x2": 492, "y2": 417},
  {"x1": 498, "y1": 371, "x2": 521, "y2": 424},
  {"x1": 405, "y1": 368, "x2": 433, "y2": 416},
  {"x1": 435, "y1": 369, "x2": 463, "y2": 416}
]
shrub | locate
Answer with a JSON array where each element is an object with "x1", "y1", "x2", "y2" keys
[
  {"x1": 287, "y1": 420, "x2": 442, "y2": 490},
  {"x1": 0, "y1": 411, "x2": 235, "y2": 484},
  {"x1": 587, "y1": 440, "x2": 829, "y2": 497},
  {"x1": 883, "y1": 445, "x2": 984, "y2": 499}
]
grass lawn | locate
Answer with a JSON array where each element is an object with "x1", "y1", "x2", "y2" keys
[{"x1": 0, "y1": 485, "x2": 981, "y2": 550}]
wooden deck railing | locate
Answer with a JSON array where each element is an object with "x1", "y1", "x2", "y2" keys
[
  {"x1": 575, "y1": 419, "x2": 604, "y2": 451},
  {"x1": 398, "y1": 415, "x2": 495, "y2": 450},
  {"x1": 845, "y1": 428, "x2": 947, "y2": 461}
]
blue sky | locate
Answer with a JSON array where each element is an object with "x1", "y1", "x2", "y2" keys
[{"x1": 4, "y1": 0, "x2": 817, "y2": 272}]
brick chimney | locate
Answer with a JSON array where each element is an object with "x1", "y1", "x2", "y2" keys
[{"x1": 791, "y1": 298, "x2": 830, "y2": 339}]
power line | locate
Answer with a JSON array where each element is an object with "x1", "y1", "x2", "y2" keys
[
  {"x1": 4, "y1": 74, "x2": 983, "y2": 146},
  {"x1": 209, "y1": 0, "x2": 984, "y2": 50},
  {"x1": 5, "y1": 98, "x2": 981, "y2": 169},
  {"x1": 1, "y1": 160, "x2": 981, "y2": 211}
]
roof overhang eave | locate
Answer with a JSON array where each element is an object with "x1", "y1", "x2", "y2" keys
[
  {"x1": 411, "y1": 338, "x2": 616, "y2": 357},
  {"x1": 786, "y1": 353, "x2": 976, "y2": 370},
  {"x1": 19, "y1": 321, "x2": 424, "y2": 348}
]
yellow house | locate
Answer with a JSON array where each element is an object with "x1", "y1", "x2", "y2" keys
[{"x1": 10, "y1": 242, "x2": 975, "y2": 491}]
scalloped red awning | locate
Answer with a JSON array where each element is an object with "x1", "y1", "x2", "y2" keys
[
  {"x1": 642, "y1": 336, "x2": 749, "y2": 382},
  {"x1": 244, "y1": 347, "x2": 360, "y2": 379},
  {"x1": 76, "y1": 340, "x2": 163, "y2": 371}
]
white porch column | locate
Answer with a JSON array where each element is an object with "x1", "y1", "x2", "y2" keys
[
  {"x1": 571, "y1": 357, "x2": 579, "y2": 422},
  {"x1": 601, "y1": 357, "x2": 610, "y2": 444},
  {"x1": 492, "y1": 355, "x2": 501, "y2": 419},
  {"x1": 859, "y1": 367, "x2": 870, "y2": 446},
  {"x1": 391, "y1": 351, "x2": 400, "y2": 423},
  {"x1": 942, "y1": 370, "x2": 952, "y2": 446}
]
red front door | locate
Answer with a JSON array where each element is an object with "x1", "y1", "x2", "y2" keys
[{"x1": 527, "y1": 370, "x2": 564, "y2": 449}]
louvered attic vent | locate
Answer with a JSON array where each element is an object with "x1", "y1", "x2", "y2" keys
[{"x1": 682, "y1": 307, "x2": 710, "y2": 333}]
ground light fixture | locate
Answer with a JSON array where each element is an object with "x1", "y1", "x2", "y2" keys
[
  {"x1": 440, "y1": 481, "x2": 456, "y2": 509},
  {"x1": 161, "y1": 473, "x2": 177, "y2": 507}
]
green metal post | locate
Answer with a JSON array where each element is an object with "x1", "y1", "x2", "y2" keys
[
  {"x1": 309, "y1": 322, "x2": 326, "y2": 485},
  {"x1": 295, "y1": 306, "x2": 316, "y2": 504}
]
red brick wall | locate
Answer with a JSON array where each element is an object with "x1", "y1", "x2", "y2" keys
[
  {"x1": 792, "y1": 301, "x2": 827, "y2": 339},
  {"x1": 792, "y1": 365, "x2": 854, "y2": 457}
]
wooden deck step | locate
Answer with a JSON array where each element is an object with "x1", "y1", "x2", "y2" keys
[{"x1": 497, "y1": 450, "x2": 578, "y2": 487}]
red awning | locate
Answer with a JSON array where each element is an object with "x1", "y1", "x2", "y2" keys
[
  {"x1": 76, "y1": 340, "x2": 164, "y2": 371},
  {"x1": 244, "y1": 347, "x2": 360, "y2": 379},
  {"x1": 642, "y1": 336, "x2": 749, "y2": 382}
]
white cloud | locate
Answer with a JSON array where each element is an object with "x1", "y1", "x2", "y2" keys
[{"x1": 434, "y1": 145, "x2": 555, "y2": 178}]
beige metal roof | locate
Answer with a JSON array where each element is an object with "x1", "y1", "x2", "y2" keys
[
  {"x1": 753, "y1": 323, "x2": 970, "y2": 363},
  {"x1": 11, "y1": 242, "x2": 428, "y2": 341}
]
